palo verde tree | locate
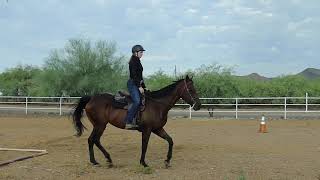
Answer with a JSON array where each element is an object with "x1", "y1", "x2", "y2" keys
[{"x1": 32, "y1": 38, "x2": 127, "y2": 96}]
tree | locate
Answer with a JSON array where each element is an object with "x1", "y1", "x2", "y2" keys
[
  {"x1": 33, "y1": 38, "x2": 127, "y2": 96},
  {"x1": 193, "y1": 64, "x2": 238, "y2": 98},
  {"x1": 145, "y1": 70, "x2": 174, "y2": 90},
  {"x1": 0, "y1": 65, "x2": 41, "y2": 96}
]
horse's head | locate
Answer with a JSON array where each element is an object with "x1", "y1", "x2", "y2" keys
[{"x1": 178, "y1": 75, "x2": 201, "y2": 111}]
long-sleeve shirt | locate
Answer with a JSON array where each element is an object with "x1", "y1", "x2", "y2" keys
[{"x1": 129, "y1": 55, "x2": 146, "y2": 88}]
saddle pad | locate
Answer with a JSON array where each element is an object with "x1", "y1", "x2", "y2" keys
[{"x1": 112, "y1": 93, "x2": 128, "y2": 109}]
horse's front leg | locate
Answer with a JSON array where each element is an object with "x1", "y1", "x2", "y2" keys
[
  {"x1": 140, "y1": 127, "x2": 152, "y2": 167},
  {"x1": 153, "y1": 128, "x2": 173, "y2": 168}
]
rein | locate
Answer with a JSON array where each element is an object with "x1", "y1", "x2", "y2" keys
[
  {"x1": 181, "y1": 80, "x2": 196, "y2": 108},
  {"x1": 144, "y1": 80, "x2": 196, "y2": 108}
]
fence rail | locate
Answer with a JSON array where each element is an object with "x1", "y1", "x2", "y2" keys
[{"x1": 0, "y1": 93, "x2": 319, "y2": 119}]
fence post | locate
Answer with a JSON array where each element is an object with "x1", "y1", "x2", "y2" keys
[
  {"x1": 59, "y1": 97, "x2": 62, "y2": 116},
  {"x1": 25, "y1": 97, "x2": 28, "y2": 115},
  {"x1": 284, "y1": 97, "x2": 287, "y2": 120},
  {"x1": 235, "y1": 98, "x2": 238, "y2": 119},
  {"x1": 305, "y1": 92, "x2": 308, "y2": 112},
  {"x1": 189, "y1": 105, "x2": 192, "y2": 119}
]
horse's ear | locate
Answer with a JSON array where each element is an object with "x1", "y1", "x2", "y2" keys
[
  {"x1": 191, "y1": 75, "x2": 194, "y2": 80},
  {"x1": 186, "y1": 75, "x2": 190, "y2": 80}
]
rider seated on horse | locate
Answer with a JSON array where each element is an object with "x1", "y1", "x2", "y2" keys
[{"x1": 124, "y1": 45, "x2": 146, "y2": 129}]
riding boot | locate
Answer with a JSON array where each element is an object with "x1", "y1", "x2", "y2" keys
[{"x1": 125, "y1": 123, "x2": 139, "y2": 129}]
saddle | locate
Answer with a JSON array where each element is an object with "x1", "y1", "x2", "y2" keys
[
  {"x1": 112, "y1": 91, "x2": 145, "y2": 111},
  {"x1": 112, "y1": 91, "x2": 145, "y2": 125}
]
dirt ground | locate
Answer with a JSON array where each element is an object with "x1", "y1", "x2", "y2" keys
[{"x1": 1, "y1": 116, "x2": 320, "y2": 180}]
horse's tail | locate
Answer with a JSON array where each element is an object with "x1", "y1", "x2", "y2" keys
[{"x1": 72, "y1": 95, "x2": 91, "y2": 137}]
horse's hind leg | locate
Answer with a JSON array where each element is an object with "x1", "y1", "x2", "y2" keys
[
  {"x1": 88, "y1": 128, "x2": 99, "y2": 165},
  {"x1": 94, "y1": 125, "x2": 113, "y2": 167}
]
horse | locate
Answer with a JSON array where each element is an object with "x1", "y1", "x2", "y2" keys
[{"x1": 72, "y1": 75, "x2": 201, "y2": 168}]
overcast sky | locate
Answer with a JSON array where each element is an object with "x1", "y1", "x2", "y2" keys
[{"x1": 0, "y1": 0, "x2": 319, "y2": 77}]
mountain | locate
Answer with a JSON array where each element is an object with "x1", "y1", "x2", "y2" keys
[
  {"x1": 245, "y1": 73, "x2": 270, "y2": 81},
  {"x1": 238, "y1": 68, "x2": 320, "y2": 81},
  {"x1": 297, "y1": 68, "x2": 320, "y2": 80},
  {"x1": 238, "y1": 73, "x2": 270, "y2": 81}
]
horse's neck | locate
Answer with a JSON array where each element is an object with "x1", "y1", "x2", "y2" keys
[{"x1": 158, "y1": 85, "x2": 181, "y2": 112}]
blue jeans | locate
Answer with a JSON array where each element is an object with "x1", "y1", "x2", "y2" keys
[{"x1": 124, "y1": 79, "x2": 141, "y2": 124}]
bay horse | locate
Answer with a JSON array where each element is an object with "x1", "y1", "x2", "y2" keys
[{"x1": 72, "y1": 75, "x2": 201, "y2": 168}]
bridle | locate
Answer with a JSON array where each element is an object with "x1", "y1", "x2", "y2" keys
[
  {"x1": 180, "y1": 80, "x2": 197, "y2": 108},
  {"x1": 144, "y1": 79, "x2": 198, "y2": 108}
]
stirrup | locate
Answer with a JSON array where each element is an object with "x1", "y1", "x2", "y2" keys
[{"x1": 125, "y1": 124, "x2": 139, "y2": 130}]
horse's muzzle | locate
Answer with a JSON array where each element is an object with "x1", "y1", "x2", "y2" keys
[{"x1": 193, "y1": 101, "x2": 201, "y2": 111}]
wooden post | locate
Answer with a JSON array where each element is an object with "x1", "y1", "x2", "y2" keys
[{"x1": 0, "y1": 148, "x2": 48, "y2": 167}]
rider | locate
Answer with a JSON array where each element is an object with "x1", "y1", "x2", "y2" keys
[{"x1": 124, "y1": 45, "x2": 146, "y2": 129}]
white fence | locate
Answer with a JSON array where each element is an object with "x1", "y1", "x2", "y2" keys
[{"x1": 0, "y1": 93, "x2": 319, "y2": 119}]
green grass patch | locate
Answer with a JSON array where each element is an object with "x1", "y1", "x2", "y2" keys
[
  {"x1": 134, "y1": 165, "x2": 154, "y2": 174},
  {"x1": 238, "y1": 170, "x2": 247, "y2": 180}
]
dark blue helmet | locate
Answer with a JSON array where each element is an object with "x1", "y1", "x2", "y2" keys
[{"x1": 132, "y1": 45, "x2": 145, "y2": 53}]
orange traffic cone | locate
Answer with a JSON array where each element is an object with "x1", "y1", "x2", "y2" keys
[{"x1": 259, "y1": 115, "x2": 267, "y2": 133}]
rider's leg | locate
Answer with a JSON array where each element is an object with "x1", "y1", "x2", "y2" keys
[{"x1": 125, "y1": 79, "x2": 141, "y2": 128}]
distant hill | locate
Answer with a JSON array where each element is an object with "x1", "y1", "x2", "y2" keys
[
  {"x1": 297, "y1": 68, "x2": 320, "y2": 80},
  {"x1": 238, "y1": 68, "x2": 320, "y2": 81},
  {"x1": 244, "y1": 73, "x2": 270, "y2": 81},
  {"x1": 237, "y1": 73, "x2": 270, "y2": 81}
]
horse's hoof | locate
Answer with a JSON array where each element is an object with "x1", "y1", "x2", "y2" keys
[
  {"x1": 140, "y1": 160, "x2": 148, "y2": 167},
  {"x1": 91, "y1": 162, "x2": 100, "y2": 166},
  {"x1": 140, "y1": 163, "x2": 149, "y2": 167},
  {"x1": 164, "y1": 160, "x2": 171, "y2": 168},
  {"x1": 108, "y1": 163, "x2": 114, "y2": 168}
]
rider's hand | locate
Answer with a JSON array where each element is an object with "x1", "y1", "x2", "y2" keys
[{"x1": 139, "y1": 87, "x2": 144, "y2": 94}]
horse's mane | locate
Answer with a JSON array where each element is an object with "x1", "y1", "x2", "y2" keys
[{"x1": 145, "y1": 78, "x2": 185, "y2": 98}]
